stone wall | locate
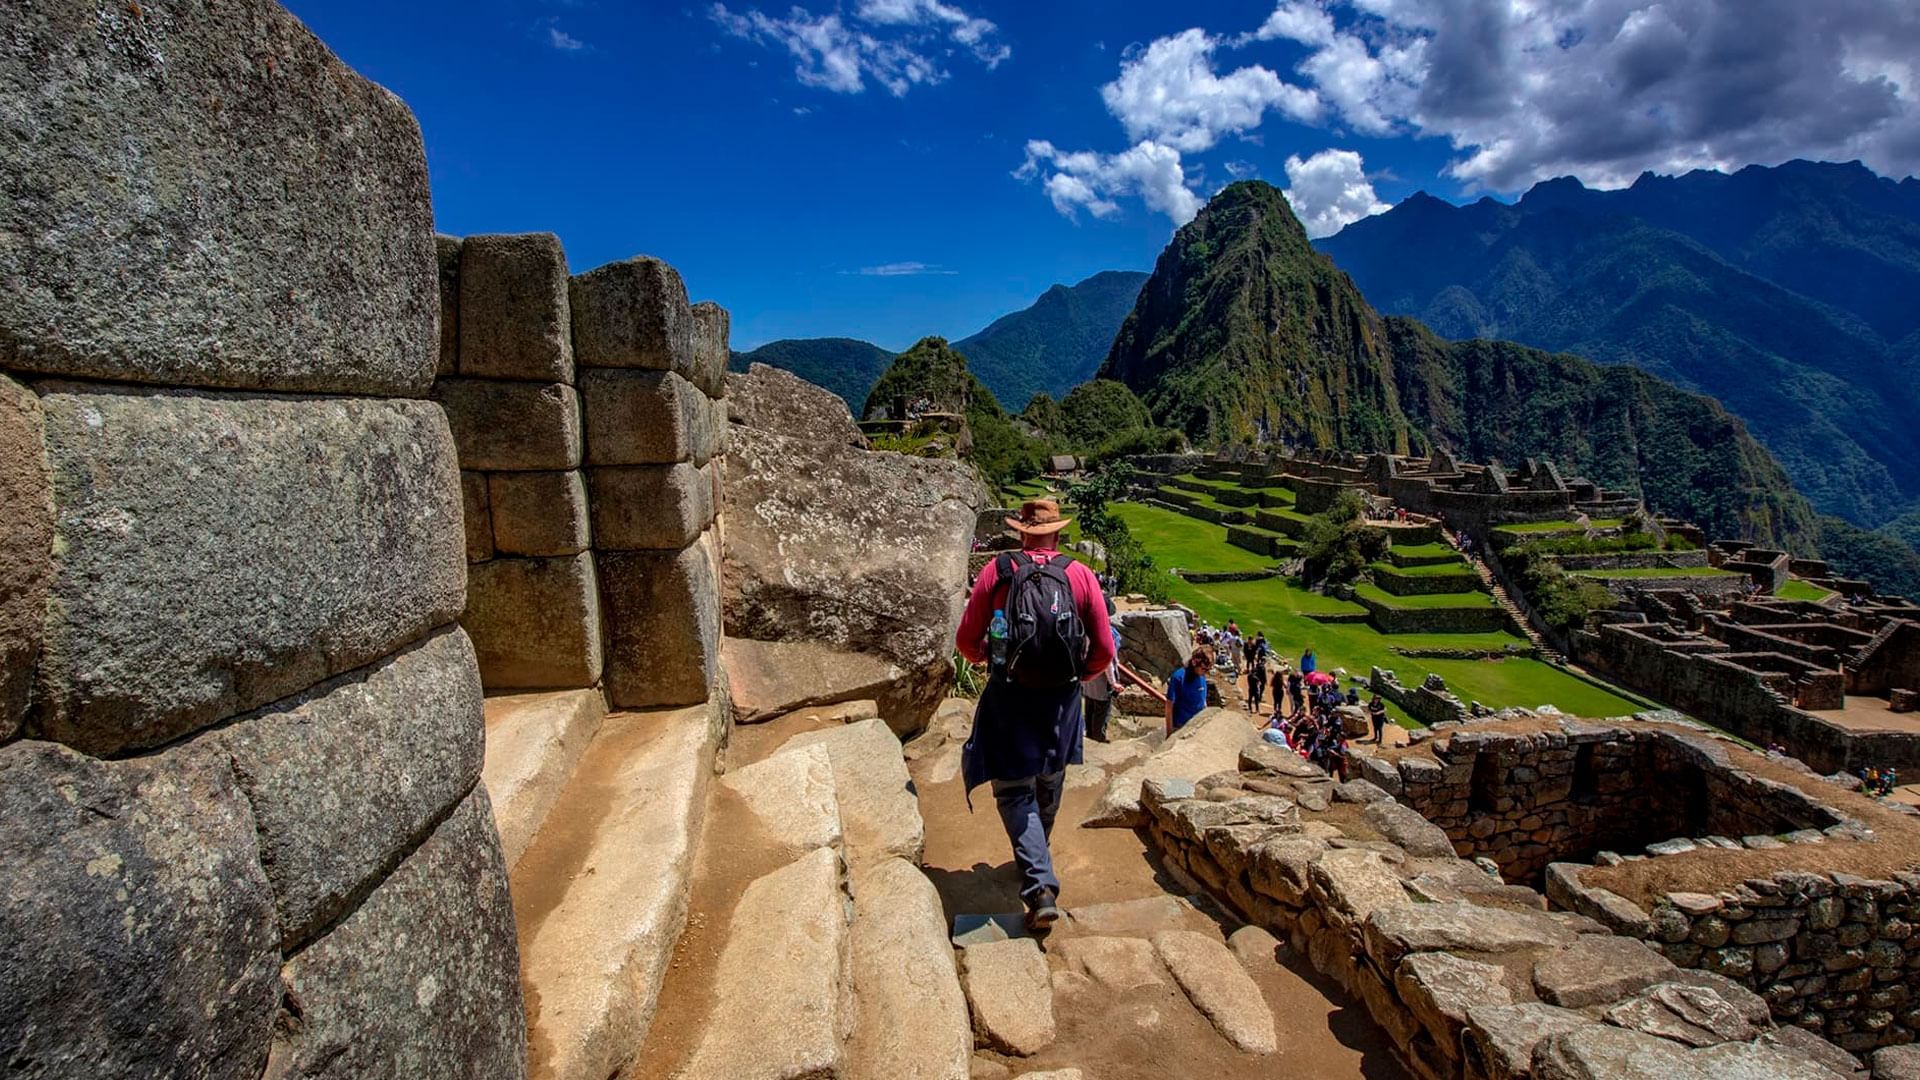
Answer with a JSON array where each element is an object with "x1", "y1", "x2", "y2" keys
[
  {"x1": 1, "y1": 3, "x2": 523, "y2": 1075},
  {"x1": 1139, "y1": 749, "x2": 1858, "y2": 1080},
  {"x1": 434, "y1": 239, "x2": 730, "y2": 708}
]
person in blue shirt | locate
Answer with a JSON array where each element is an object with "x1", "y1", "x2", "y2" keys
[
  {"x1": 1300, "y1": 645, "x2": 1317, "y2": 674},
  {"x1": 1165, "y1": 645, "x2": 1214, "y2": 733}
]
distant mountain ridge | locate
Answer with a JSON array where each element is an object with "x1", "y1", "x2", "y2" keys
[
  {"x1": 727, "y1": 269, "x2": 1148, "y2": 411},
  {"x1": 1099, "y1": 179, "x2": 1819, "y2": 553},
  {"x1": 1317, "y1": 160, "x2": 1920, "y2": 532}
]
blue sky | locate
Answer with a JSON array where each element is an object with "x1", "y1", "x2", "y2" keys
[{"x1": 286, "y1": 1, "x2": 1920, "y2": 352}]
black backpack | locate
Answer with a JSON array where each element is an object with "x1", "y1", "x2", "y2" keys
[{"x1": 995, "y1": 552, "x2": 1089, "y2": 688}]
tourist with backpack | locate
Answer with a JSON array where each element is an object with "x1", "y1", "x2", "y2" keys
[
  {"x1": 1165, "y1": 646, "x2": 1213, "y2": 733},
  {"x1": 956, "y1": 499, "x2": 1116, "y2": 932}
]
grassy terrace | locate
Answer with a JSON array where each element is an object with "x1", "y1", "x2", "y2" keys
[
  {"x1": 1569, "y1": 567, "x2": 1739, "y2": 579},
  {"x1": 1777, "y1": 579, "x2": 1837, "y2": 602},
  {"x1": 1352, "y1": 583, "x2": 1500, "y2": 609},
  {"x1": 1117, "y1": 501, "x2": 1642, "y2": 720},
  {"x1": 1495, "y1": 518, "x2": 1627, "y2": 535},
  {"x1": 1371, "y1": 559, "x2": 1474, "y2": 578}
]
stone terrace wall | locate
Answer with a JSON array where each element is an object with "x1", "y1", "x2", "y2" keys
[
  {"x1": 1139, "y1": 759, "x2": 1858, "y2": 1080},
  {"x1": 1, "y1": 4, "x2": 523, "y2": 1077},
  {"x1": 433, "y1": 239, "x2": 730, "y2": 707}
]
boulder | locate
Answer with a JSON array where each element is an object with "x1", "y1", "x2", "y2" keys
[
  {"x1": 1086, "y1": 709, "x2": 1259, "y2": 828},
  {"x1": 1, "y1": 0, "x2": 436, "y2": 396},
  {"x1": 213, "y1": 628, "x2": 484, "y2": 951},
  {"x1": 273, "y1": 787, "x2": 526, "y2": 1080},
  {"x1": 0, "y1": 740, "x2": 279, "y2": 1080},
  {"x1": 679, "y1": 847, "x2": 853, "y2": 1080},
  {"x1": 457, "y1": 233, "x2": 574, "y2": 383},
  {"x1": 727, "y1": 363, "x2": 865, "y2": 446},
  {"x1": 1875, "y1": 1044, "x2": 1920, "y2": 1080},
  {"x1": 723, "y1": 410, "x2": 987, "y2": 735},
  {"x1": 1603, "y1": 982, "x2": 1759, "y2": 1048},
  {"x1": 721, "y1": 744, "x2": 844, "y2": 857},
  {"x1": 847, "y1": 858, "x2": 972, "y2": 1080},
  {"x1": 1054, "y1": 936, "x2": 1170, "y2": 993},
  {"x1": 723, "y1": 637, "x2": 910, "y2": 727},
  {"x1": 465, "y1": 553, "x2": 605, "y2": 690},
  {"x1": 1532, "y1": 1025, "x2": 1700, "y2": 1080},
  {"x1": 436, "y1": 379, "x2": 584, "y2": 472},
  {"x1": 600, "y1": 537, "x2": 722, "y2": 709},
  {"x1": 1308, "y1": 849, "x2": 1411, "y2": 929},
  {"x1": 1463, "y1": 1003, "x2": 1595, "y2": 1080},
  {"x1": 568, "y1": 257, "x2": 694, "y2": 375},
  {"x1": 0, "y1": 375, "x2": 50, "y2": 737},
  {"x1": 33, "y1": 387, "x2": 466, "y2": 753},
  {"x1": 960, "y1": 938, "x2": 1055, "y2": 1056},
  {"x1": 1396, "y1": 952, "x2": 1514, "y2": 1049},
  {"x1": 1153, "y1": 930, "x2": 1278, "y2": 1055},
  {"x1": 1228, "y1": 925, "x2": 1282, "y2": 969},
  {"x1": 780, "y1": 718, "x2": 925, "y2": 868},
  {"x1": 1532, "y1": 935, "x2": 1678, "y2": 1009},
  {"x1": 1113, "y1": 609, "x2": 1190, "y2": 680},
  {"x1": 1363, "y1": 902, "x2": 1579, "y2": 965},
  {"x1": 1363, "y1": 799, "x2": 1458, "y2": 858},
  {"x1": 488, "y1": 470, "x2": 591, "y2": 557},
  {"x1": 1690, "y1": 1040, "x2": 1855, "y2": 1079}
]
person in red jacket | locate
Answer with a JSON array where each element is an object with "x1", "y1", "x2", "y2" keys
[{"x1": 956, "y1": 499, "x2": 1115, "y2": 930}]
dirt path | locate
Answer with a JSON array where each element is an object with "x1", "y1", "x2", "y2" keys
[{"x1": 909, "y1": 707, "x2": 1408, "y2": 1080}]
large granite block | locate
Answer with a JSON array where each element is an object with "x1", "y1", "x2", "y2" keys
[
  {"x1": 489, "y1": 469, "x2": 591, "y2": 557},
  {"x1": 600, "y1": 535, "x2": 720, "y2": 708},
  {"x1": 581, "y1": 368, "x2": 710, "y2": 466},
  {"x1": 212, "y1": 628, "x2": 485, "y2": 951},
  {"x1": 458, "y1": 233, "x2": 574, "y2": 383},
  {"x1": 436, "y1": 234, "x2": 461, "y2": 378},
  {"x1": 0, "y1": 375, "x2": 50, "y2": 739},
  {"x1": 689, "y1": 301, "x2": 730, "y2": 399},
  {"x1": 33, "y1": 386, "x2": 466, "y2": 754},
  {"x1": 588, "y1": 462, "x2": 715, "y2": 551},
  {"x1": 273, "y1": 787, "x2": 526, "y2": 1080},
  {"x1": 462, "y1": 470, "x2": 494, "y2": 563},
  {"x1": 465, "y1": 553, "x2": 604, "y2": 689},
  {"x1": 0, "y1": 740, "x2": 279, "y2": 1080},
  {"x1": 569, "y1": 256, "x2": 693, "y2": 374},
  {"x1": 0, "y1": 0, "x2": 435, "y2": 396},
  {"x1": 435, "y1": 379, "x2": 583, "y2": 472}
]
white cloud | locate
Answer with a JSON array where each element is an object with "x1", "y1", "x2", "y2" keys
[
  {"x1": 1016, "y1": 140, "x2": 1204, "y2": 225},
  {"x1": 848, "y1": 262, "x2": 959, "y2": 276},
  {"x1": 1101, "y1": 28, "x2": 1321, "y2": 153},
  {"x1": 1249, "y1": 0, "x2": 1920, "y2": 190},
  {"x1": 548, "y1": 27, "x2": 587, "y2": 51},
  {"x1": 710, "y1": 0, "x2": 1007, "y2": 95},
  {"x1": 1281, "y1": 148, "x2": 1390, "y2": 237}
]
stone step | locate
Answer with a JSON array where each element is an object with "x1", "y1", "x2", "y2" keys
[
  {"x1": 775, "y1": 717, "x2": 926, "y2": 869},
  {"x1": 482, "y1": 689, "x2": 608, "y2": 870},
  {"x1": 846, "y1": 857, "x2": 972, "y2": 1080},
  {"x1": 677, "y1": 846, "x2": 854, "y2": 1080},
  {"x1": 512, "y1": 703, "x2": 723, "y2": 1080}
]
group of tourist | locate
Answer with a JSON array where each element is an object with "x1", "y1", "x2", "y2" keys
[{"x1": 1859, "y1": 765, "x2": 1901, "y2": 797}]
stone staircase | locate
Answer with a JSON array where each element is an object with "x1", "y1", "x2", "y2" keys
[
  {"x1": 484, "y1": 690, "x2": 968, "y2": 1080},
  {"x1": 1446, "y1": 533, "x2": 1567, "y2": 664}
]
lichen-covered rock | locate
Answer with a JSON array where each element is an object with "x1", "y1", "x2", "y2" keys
[
  {"x1": 1363, "y1": 902, "x2": 1580, "y2": 965},
  {"x1": 1363, "y1": 798, "x2": 1457, "y2": 857},
  {"x1": 210, "y1": 628, "x2": 484, "y2": 950},
  {"x1": 0, "y1": 740, "x2": 279, "y2": 1080},
  {"x1": 1463, "y1": 1002, "x2": 1594, "y2": 1080},
  {"x1": 580, "y1": 369, "x2": 714, "y2": 466},
  {"x1": 0, "y1": 375, "x2": 50, "y2": 737},
  {"x1": 1532, "y1": 934, "x2": 1677, "y2": 1009},
  {"x1": 726, "y1": 363, "x2": 864, "y2": 446},
  {"x1": 569, "y1": 256, "x2": 695, "y2": 374},
  {"x1": 0, "y1": 0, "x2": 438, "y2": 396},
  {"x1": 435, "y1": 379, "x2": 584, "y2": 472},
  {"x1": 457, "y1": 233, "x2": 573, "y2": 383},
  {"x1": 33, "y1": 386, "x2": 466, "y2": 753},
  {"x1": 272, "y1": 787, "x2": 526, "y2": 1080},
  {"x1": 1113, "y1": 609, "x2": 1191, "y2": 680},
  {"x1": 723, "y1": 394, "x2": 987, "y2": 735}
]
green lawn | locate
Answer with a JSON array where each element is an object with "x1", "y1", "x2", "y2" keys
[
  {"x1": 1777, "y1": 579, "x2": 1836, "y2": 602},
  {"x1": 1372, "y1": 560, "x2": 1476, "y2": 578},
  {"x1": 1388, "y1": 542, "x2": 1461, "y2": 559},
  {"x1": 1353, "y1": 583, "x2": 1500, "y2": 609},
  {"x1": 1570, "y1": 567, "x2": 1738, "y2": 579},
  {"x1": 1121, "y1": 500, "x2": 1642, "y2": 721}
]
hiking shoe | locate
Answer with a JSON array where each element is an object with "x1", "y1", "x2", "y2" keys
[{"x1": 1025, "y1": 890, "x2": 1060, "y2": 933}]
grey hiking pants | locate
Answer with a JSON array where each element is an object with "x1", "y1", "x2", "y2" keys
[{"x1": 992, "y1": 771, "x2": 1066, "y2": 907}]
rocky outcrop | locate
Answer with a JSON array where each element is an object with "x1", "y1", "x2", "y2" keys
[
  {"x1": 723, "y1": 363, "x2": 988, "y2": 735},
  {"x1": 1114, "y1": 608, "x2": 1192, "y2": 680},
  {"x1": 1084, "y1": 708, "x2": 1260, "y2": 827}
]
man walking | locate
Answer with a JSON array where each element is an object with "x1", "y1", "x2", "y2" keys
[
  {"x1": 958, "y1": 499, "x2": 1116, "y2": 931},
  {"x1": 1245, "y1": 631, "x2": 1269, "y2": 713}
]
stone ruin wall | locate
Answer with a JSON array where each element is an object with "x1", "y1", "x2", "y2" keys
[
  {"x1": 432, "y1": 233, "x2": 729, "y2": 710},
  {"x1": 1140, "y1": 732, "x2": 1868, "y2": 1080},
  {"x1": 1, "y1": 3, "x2": 528, "y2": 1076}
]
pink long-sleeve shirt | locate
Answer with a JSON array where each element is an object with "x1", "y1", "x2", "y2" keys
[{"x1": 956, "y1": 548, "x2": 1116, "y2": 678}]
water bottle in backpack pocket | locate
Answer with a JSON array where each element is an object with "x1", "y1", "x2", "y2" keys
[{"x1": 995, "y1": 552, "x2": 1088, "y2": 688}]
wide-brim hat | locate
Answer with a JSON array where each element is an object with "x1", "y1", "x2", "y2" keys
[{"x1": 1007, "y1": 498, "x2": 1072, "y2": 536}]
